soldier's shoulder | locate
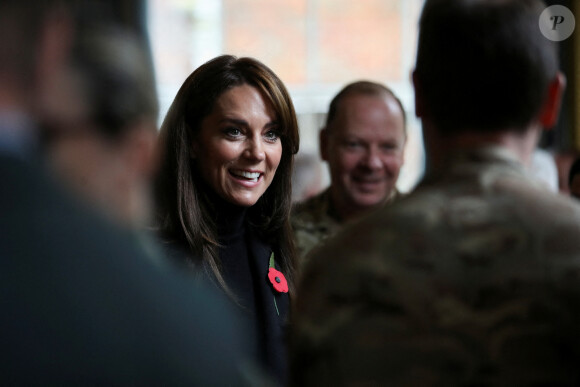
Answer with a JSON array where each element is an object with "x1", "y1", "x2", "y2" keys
[
  {"x1": 291, "y1": 190, "x2": 334, "y2": 226},
  {"x1": 293, "y1": 190, "x2": 327, "y2": 213}
]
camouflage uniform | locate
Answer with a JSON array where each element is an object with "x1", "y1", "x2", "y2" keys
[
  {"x1": 290, "y1": 147, "x2": 580, "y2": 386},
  {"x1": 291, "y1": 188, "x2": 399, "y2": 263}
]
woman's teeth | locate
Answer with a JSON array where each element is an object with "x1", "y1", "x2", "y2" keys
[{"x1": 231, "y1": 170, "x2": 260, "y2": 182}]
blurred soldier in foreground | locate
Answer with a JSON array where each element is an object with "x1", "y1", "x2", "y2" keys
[
  {"x1": 42, "y1": 23, "x2": 166, "y2": 263},
  {"x1": 43, "y1": 24, "x2": 158, "y2": 230},
  {"x1": 291, "y1": 81, "x2": 406, "y2": 261},
  {"x1": 0, "y1": 2, "x2": 251, "y2": 384},
  {"x1": 290, "y1": 0, "x2": 580, "y2": 385}
]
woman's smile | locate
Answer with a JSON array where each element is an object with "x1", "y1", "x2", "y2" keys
[{"x1": 229, "y1": 169, "x2": 262, "y2": 183}]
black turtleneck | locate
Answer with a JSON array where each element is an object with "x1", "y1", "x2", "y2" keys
[
  {"x1": 214, "y1": 196, "x2": 256, "y2": 313},
  {"x1": 212, "y1": 194, "x2": 263, "y2": 356},
  {"x1": 208, "y1": 192, "x2": 289, "y2": 385}
]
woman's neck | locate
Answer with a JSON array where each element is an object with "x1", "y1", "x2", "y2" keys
[{"x1": 208, "y1": 191, "x2": 248, "y2": 239}]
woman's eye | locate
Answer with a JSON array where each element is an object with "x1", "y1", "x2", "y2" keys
[
  {"x1": 264, "y1": 130, "x2": 280, "y2": 141},
  {"x1": 224, "y1": 127, "x2": 242, "y2": 137}
]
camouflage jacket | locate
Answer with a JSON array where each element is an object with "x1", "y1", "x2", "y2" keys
[
  {"x1": 290, "y1": 146, "x2": 580, "y2": 386},
  {"x1": 291, "y1": 188, "x2": 399, "y2": 264}
]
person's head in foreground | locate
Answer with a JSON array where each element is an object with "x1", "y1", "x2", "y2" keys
[
  {"x1": 43, "y1": 24, "x2": 158, "y2": 229},
  {"x1": 413, "y1": 0, "x2": 563, "y2": 167}
]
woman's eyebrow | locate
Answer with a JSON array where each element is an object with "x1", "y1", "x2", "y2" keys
[
  {"x1": 219, "y1": 117, "x2": 279, "y2": 129},
  {"x1": 219, "y1": 117, "x2": 249, "y2": 127},
  {"x1": 265, "y1": 120, "x2": 279, "y2": 129}
]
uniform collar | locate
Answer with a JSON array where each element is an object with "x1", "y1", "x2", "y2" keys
[{"x1": 420, "y1": 145, "x2": 539, "y2": 190}]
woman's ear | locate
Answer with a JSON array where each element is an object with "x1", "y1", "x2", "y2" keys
[{"x1": 539, "y1": 72, "x2": 566, "y2": 130}]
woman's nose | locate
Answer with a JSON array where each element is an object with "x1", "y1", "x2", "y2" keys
[{"x1": 244, "y1": 138, "x2": 266, "y2": 161}]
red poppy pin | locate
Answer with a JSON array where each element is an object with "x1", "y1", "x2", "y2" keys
[{"x1": 268, "y1": 267, "x2": 288, "y2": 293}]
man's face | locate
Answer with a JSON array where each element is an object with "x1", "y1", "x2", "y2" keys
[{"x1": 321, "y1": 93, "x2": 406, "y2": 215}]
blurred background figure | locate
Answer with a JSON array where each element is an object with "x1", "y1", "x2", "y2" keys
[
  {"x1": 0, "y1": 2, "x2": 252, "y2": 384},
  {"x1": 291, "y1": 80, "x2": 406, "y2": 261},
  {"x1": 568, "y1": 156, "x2": 580, "y2": 199},
  {"x1": 42, "y1": 24, "x2": 158, "y2": 232},
  {"x1": 291, "y1": 151, "x2": 323, "y2": 203}
]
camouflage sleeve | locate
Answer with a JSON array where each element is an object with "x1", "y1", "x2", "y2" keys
[
  {"x1": 290, "y1": 199, "x2": 339, "y2": 264},
  {"x1": 291, "y1": 224, "x2": 325, "y2": 262}
]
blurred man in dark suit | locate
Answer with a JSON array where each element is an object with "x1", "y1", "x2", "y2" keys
[{"x1": 0, "y1": 2, "x2": 253, "y2": 384}]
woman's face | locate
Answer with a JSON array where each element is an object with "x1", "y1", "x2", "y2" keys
[{"x1": 193, "y1": 84, "x2": 283, "y2": 207}]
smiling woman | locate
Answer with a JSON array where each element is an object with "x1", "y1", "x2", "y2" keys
[
  {"x1": 154, "y1": 55, "x2": 299, "y2": 384},
  {"x1": 193, "y1": 84, "x2": 283, "y2": 207}
]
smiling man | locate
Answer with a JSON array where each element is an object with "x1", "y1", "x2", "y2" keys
[{"x1": 291, "y1": 81, "x2": 406, "y2": 260}]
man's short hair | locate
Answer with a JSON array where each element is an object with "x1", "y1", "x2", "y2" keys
[
  {"x1": 325, "y1": 80, "x2": 407, "y2": 133},
  {"x1": 415, "y1": 0, "x2": 558, "y2": 134},
  {"x1": 70, "y1": 24, "x2": 158, "y2": 138}
]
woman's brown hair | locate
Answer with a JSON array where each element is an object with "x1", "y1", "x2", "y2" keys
[{"x1": 155, "y1": 55, "x2": 299, "y2": 295}]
